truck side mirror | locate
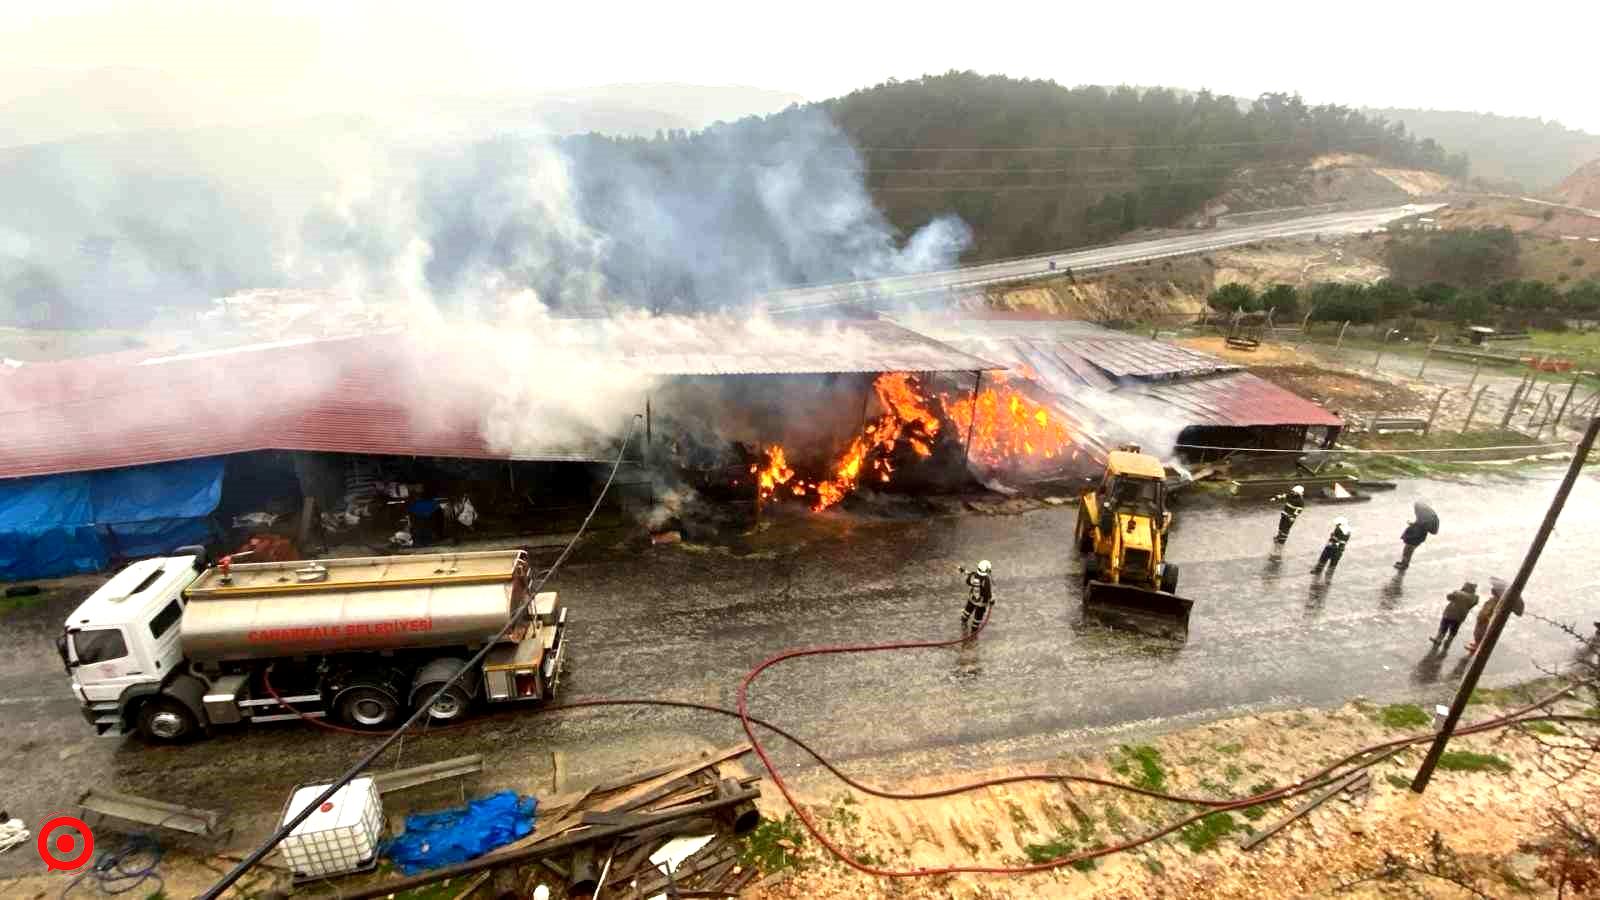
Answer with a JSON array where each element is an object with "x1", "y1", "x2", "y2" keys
[
  {"x1": 56, "y1": 634, "x2": 75, "y2": 672},
  {"x1": 174, "y1": 544, "x2": 208, "y2": 570}
]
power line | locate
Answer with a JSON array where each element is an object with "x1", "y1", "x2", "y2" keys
[
  {"x1": 857, "y1": 162, "x2": 1308, "y2": 175},
  {"x1": 852, "y1": 138, "x2": 1384, "y2": 153},
  {"x1": 870, "y1": 179, "x2": 1267, "y2": 194}
]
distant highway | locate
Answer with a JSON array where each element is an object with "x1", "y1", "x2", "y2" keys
[{"x1": 766, "y1": 202, "x2": 1445, "y2": 313}]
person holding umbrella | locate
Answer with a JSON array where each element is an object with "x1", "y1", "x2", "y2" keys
[{"x1": 1395, "y1": 501, "x2": 1440, "y2": 571}]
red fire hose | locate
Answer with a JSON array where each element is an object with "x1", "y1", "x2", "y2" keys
[{"x1": 261, "y1": 620, "x2": 1589, "y2": 879}]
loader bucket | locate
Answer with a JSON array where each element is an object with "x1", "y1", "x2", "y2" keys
[{"x1": 1082, "y1": 581, "x2": 1194, "y2": 641}]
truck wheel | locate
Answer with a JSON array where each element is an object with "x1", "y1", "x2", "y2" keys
[
  {"x1": 136, "y1": 697, "x2": 199, "y2": 743},
  {"x1": 417, "y1": 683, "x2": 471, "y2": 723},
  {"x1": 336, "y1": 685, "x2": 402, "y2": 729},
  {"x1": 1161, "y1": 563, "x2": 1180, "y2": 595}
]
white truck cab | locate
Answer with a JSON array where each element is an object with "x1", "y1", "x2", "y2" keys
[{"x1": 59, "y1": 554, "x2": 203, "y2": 737}]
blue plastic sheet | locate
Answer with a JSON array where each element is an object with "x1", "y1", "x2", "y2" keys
[
  {"x1": 0, "y1": 458, "x2": 224, "y2": 580},
  {"x1": 384, "y1": 791, "x2": 537, "y2": 875}
]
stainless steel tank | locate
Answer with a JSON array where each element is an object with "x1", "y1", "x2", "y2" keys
[{"x1": 180, "y1": 581, "x2": 516, "y2": 663}]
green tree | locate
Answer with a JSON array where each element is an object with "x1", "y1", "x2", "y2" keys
[
  {"x1": 1414, "y1": 282, "x2": 1458, "y2": 310},
  {"x1": 1566, "y1": 280, "x2": 1600, "y2": 316},
  {"x1": 1367, "y1": 279, "x2": 1414, "y2": 320},
  {"x1": 1208, "y1": 283, "x2": 1259, "y2": 311},
  {"x1": 1260, "y1": 283, "x2": 1299, "y2": 315},
  {"x1": 1452, "y1": 288, "x2": 1491, "y2": 324}
]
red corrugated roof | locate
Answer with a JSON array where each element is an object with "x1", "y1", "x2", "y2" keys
[
  {"x1": 0, "y1": 319, "x2": 1000, "y2": 480},
  {"x1": 1138, "y1": 372, "x2": 1344, "y2": 428},
  {"x1": 0, "y1": 336, "x2": 570, "y2": 480}
]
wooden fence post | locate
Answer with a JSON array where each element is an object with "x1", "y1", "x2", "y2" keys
[
  {"x1": 1417, "y1": 336, "x2": 1439, "y2": 378},
  {"x1": 1461, "y1": 385, "x2": 1490, "y2": 433},
  {"x1": 1425, "y1": 388, "x2": 1448, "y2": 435}
]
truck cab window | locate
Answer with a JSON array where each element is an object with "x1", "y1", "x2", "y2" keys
[
  {"x1": 149, "y1": 600, "x2": 183, "y2": 639},
  {"x1": 73, "y1": 629, "x2": 128, "y2": 665}
]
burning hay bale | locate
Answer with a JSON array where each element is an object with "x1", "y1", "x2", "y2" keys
[{"x1": 740, "y1": 372, "x2": 1100, "y2": 512}]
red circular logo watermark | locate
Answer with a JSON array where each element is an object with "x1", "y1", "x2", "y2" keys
[{"x1": 36, "y1": 816, "x2": 94, "y2": 870}]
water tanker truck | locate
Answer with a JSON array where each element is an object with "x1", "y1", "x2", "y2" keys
[{"x1": 58, "y1": 548, "x2": 567, "y2": 743}]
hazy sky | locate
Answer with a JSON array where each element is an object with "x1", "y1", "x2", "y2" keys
[{"x1": 3, "y1": 1, "x2": 1597, "y2": 132}]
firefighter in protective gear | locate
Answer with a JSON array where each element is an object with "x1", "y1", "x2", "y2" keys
[
  {"x1": 1270, "y1": 485, "x2": 1306, "y2": 545},
  {"x1": 1310, "y1": 517, "x2": 1351, "y2": 578},
  {"x1": 958, "y1": 560, "x2": 994, "y2": 635}
]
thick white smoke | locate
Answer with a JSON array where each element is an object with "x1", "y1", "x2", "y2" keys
[{"x1": 0, "y1": 107, "x2": 974, "y2": 467}]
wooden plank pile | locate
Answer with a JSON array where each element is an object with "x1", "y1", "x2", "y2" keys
[{"x1": 346, "y1": 742, "x2": 764, "y2": 899}]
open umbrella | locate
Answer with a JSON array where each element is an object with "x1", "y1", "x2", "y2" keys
[{"x1": 1413, "y1": 501, "x2": 1440, "y2": 535}]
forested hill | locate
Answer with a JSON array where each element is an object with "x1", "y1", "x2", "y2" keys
[
  {"x1": 825, "y1": 73, "x2": 1465, "y2": 257},
  {"x1": 1367, "y1": 108, "x2": 1600, "y2": 192},
  {"x1": 577, "y1": 72, "x2": 1468, "y2": 262}
]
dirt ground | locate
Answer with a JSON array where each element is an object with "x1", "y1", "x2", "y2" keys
[
  {"x1": 1432, "y1": 199, "x2": 1600, "y2": 242},
  {"x1": 1211, "y1": 237, "x2": 1389, "y2": 291},
  {"x1": 982, "y1": 262, "x2": 1210, "y2": 322},
  {"x1": 7, "y1": 690, "x2": 1588, "y2": 900},
  {"x1": 749, "y1": 688, "x2": 1598, "y2": 899},
  {"x1": 1248, "y1": 364, "x2": 1427, "y2": 415}
]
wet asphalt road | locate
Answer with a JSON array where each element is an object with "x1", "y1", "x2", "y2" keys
[{"x1": 2, "y1": 469, "x2": 1597, "y2": 876}]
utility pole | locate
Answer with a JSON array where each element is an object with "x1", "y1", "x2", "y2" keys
[{"x1": 1411, "y1": 415, "x2": 1600, "y2": 794}]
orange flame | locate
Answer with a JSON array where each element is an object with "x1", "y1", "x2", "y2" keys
[
  {"x1": 753, "y1": 372, "x2": 1077, "y2": 513},
  {"x1": 940, "y1": 373, "x2": 1073, "y2": 467}
]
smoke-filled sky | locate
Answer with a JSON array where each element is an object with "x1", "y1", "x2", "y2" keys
[{"x1": 3, "y1": 1, "x2": 1597, "y2": 132}]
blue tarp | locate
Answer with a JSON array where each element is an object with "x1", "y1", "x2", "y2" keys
[
  {"x1": 0, "y1": 458, "x2": 225, "y2": 581},
  {"x1": 384, "y1": 791, "x2": 537, "y2": 875}
]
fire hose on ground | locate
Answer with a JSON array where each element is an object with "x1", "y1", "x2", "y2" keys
[{"x1": 259, "y1": 624, "x2": 1593, "y2": 889}]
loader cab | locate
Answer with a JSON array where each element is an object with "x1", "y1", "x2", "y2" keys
[
  {"x1": 61, "y1": 556, "x2": 199, "y2": 705},
  {"x1": 1097, "y1": 450, "x2": 1171, "y2": 533}
]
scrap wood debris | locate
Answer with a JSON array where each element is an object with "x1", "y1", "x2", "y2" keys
[{"x1": 350, "y1": 741, "x2": 763, "y2": 899}]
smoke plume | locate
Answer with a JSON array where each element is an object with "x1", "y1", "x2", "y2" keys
[{"x1": 0, "y1": 107, "x2": 970, "y2": 326}]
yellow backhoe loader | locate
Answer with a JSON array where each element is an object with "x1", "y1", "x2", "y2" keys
[{"x1": 1074, "y1": 446, "x2": 1194, "y2": 639}]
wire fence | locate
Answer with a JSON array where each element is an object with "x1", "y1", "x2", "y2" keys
[{"x1": 1127, "y1": 311, "x2": 1600, "y2": 444}]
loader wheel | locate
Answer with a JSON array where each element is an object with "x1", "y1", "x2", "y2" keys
[
  {"x1": 136, "y1": 697, "x2": 199, "y2": 743},
  {"x1": 336, "y1": 684, "x2": 403, "y2": 729},
  {"x1": 1082, "y1": 557, "x2": 1101, "y2": 586},
  {"x1": 1161, "y1": 563, "x2": 1180, "y2": 595}
]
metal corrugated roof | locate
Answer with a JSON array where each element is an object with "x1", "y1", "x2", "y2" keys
[
  {"x1": 1137, "y1": 372, "x2": 1344, "y2": 428},
  {"x1": 1059, "y1": 338, "x2": 1237, "y2": 382},
  {"x1": 902, "y1": 318, "x2": 1236, "y2": 382},
  {"x1": 938, "y1": 330, "x2": 1341, "y2": 431},
  {"x1": 0, "y1": 318, "x2": 998, "y2": 479}
]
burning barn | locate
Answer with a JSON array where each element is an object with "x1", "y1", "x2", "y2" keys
[
  {"x1": 906, "y1": 316, "x2": 1343, "y2": 463},
  {"x1": 0, "y1": 316, "x2": 1050, "y2": 578}
]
